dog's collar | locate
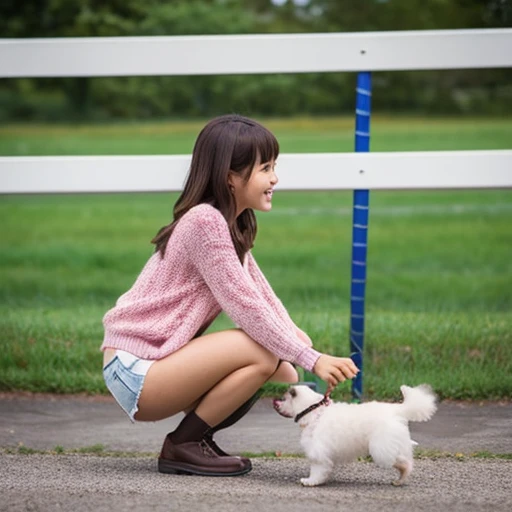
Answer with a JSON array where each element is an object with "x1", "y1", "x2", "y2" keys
[{"x1": 294, "y1": 395, "x2": 332, "y2": 423}]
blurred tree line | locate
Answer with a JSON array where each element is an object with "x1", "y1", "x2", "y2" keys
[{"x1": 0, "y1": 0, "x2": 511, "y2": 122}]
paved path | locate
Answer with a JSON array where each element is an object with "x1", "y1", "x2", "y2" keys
[{"x1": 1, "y1": 394, "x2": 511, "y2": 511}]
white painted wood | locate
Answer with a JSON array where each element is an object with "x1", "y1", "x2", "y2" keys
[
  {"x1": 278, "y1": 151, "x2": 512, "y2": 190},
  {"x1": 1, "y1": 151, "x2": 510, "y2": 194},
  {"x1": 0, "y1": 155, "x2": 190, "y2": 194},
  {"x1": 1, "y1": 29, "x2": 511, "y2": 78}
]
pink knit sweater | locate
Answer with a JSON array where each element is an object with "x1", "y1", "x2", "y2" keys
[{"x1": 101, "y1": 203, "x2": 321, "y2": 371}]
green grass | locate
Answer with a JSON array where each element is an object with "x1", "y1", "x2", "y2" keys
[
  {"x1": 3, "y1": 446, "x2": 511, "y2": 460},
  {"x1": 2, "y1": 444, "x2": 156, "y2": 457},
  {"x1": 0, "y1": 116, "x2": 511, "y2": 155},
  {"x1": 1, "y1": 117, "x2": 511, "y2": 400}
]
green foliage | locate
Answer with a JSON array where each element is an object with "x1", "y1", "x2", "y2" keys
[
  {"x1": 0, "y1": 0, "x2": 153, "y2": 38},
  {"x1": 0, "y1": 0, "x2": 510, "y2": 121}
]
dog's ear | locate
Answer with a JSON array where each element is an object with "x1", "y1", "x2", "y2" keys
[{"x1": 289, "y1": 387, "x2": 297, "y2": 398}]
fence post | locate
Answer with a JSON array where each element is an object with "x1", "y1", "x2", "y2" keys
[{"x1": 350, "y1": 71, "x2": 372, "y2": 402}]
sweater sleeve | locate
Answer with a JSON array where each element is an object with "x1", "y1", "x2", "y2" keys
[
  {"x1": 245, "y1": 252, "x2": 300, "y2": 337},
  {"x1": 180, "y1": 206, "x2": 322, "y2": 371}
]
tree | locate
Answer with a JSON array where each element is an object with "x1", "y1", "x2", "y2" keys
[{"x1": 0, "y1": 0, "x2": 509, "y2": 121}]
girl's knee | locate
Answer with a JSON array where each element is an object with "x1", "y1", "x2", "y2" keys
[
  {"x1": 256, "y1": 357, "x2": 280, "y2": 380},
  {"x1": 271, "y1": 361, "x2": 299, "y2": 384},
  {"x1": 232, "y1": 328, "x2": 280, "y2": 375}
]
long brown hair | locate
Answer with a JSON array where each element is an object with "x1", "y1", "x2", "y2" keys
[{"x1": 151, "y1": 114, "x2": 279, "y2": 262}]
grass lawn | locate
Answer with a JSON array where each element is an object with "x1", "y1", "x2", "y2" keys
[
  {"x1": 1, "y1": 115, "x2": 511, "y2": 155},
  {"x1": 1, "y1": 116, "x2": 511, "y2": 400}
]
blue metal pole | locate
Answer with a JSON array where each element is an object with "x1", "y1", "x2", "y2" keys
[{"x1": 350, "y1": 72, "x2": 372, "y2": 402}]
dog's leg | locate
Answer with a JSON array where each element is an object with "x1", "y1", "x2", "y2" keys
[
  {"x1": 300, "y1": 460, "x2": 333, "y2": 487},
  {"x1": 392, "y1": 457, "x2": 412, "y2": 486}
]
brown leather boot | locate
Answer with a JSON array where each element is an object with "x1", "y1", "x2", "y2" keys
[
  {"x1": 201, "y1": 390, "x2": 262, "y2": 461},
  {"x1": 202, "y1": 430, "x2": 252, "y2": 468},
  {"x1": 158, "y1": 434, "x2": 252, "y2": 476}
]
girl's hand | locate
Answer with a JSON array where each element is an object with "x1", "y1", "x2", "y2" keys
[{"x1": 313, "y1": 354, "x2": 359, "y2": 391}]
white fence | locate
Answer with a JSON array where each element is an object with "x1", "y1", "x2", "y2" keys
[
  {"x1": 1, "y1": 29, "x2": 512, "y2": 193},
  {"x1": 2, "y1": 151, "x2": 511, "y2": 194}
]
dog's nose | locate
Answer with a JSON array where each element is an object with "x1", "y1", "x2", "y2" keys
[{"x1": 272, "y1": 399, "x2": 282, "y2": 410}]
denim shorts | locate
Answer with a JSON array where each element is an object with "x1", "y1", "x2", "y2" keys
[{"x1": 103, "y1": 350, "x2": 155, "y2": 422}]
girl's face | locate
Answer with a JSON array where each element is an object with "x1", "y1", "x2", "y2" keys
[{"x1": 228, "y1": 157, "x2": 278, "y2": 217}]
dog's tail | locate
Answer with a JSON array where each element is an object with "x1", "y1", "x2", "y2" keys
[{"x1": 398, "y1": 384, "x2": 437, "y2": 422}]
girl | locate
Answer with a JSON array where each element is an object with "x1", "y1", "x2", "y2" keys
[{"x1": 101, "y1": 114, "x2": 359, "y2": 477}]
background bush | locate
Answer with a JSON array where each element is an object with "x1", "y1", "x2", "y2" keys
[{"x1": 1, "y1": 0, "x2": 511, "y2": 122}]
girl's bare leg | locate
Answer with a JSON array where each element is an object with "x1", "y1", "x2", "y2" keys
[
  {"x1": 269, "y1": 361, "x2": 299, "y2": 383},
  {"x1": 135, "y1": 328, "x2": 278, "y2": 425},
  {"x1": 181, "y1": 361, "x2": 297, "y2": 420}
]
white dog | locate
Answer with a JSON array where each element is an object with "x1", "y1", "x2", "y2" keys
[{"x1": 273, "y1": 384, "x2": 437, "y2": 487}]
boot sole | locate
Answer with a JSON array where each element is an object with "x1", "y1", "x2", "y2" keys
[{"x1": 158, "y1": 458, "x2": 252, "y2": 477}]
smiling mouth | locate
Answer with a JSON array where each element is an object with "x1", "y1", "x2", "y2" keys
[{"x1": 265, "y1": 189, "x2": 274, "y2": 199}]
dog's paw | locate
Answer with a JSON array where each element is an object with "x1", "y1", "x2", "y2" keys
[{"x1": 300, "y1": 477, "x2": 322, "y2": 487}]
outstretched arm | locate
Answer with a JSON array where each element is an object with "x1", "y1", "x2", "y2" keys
[
  {"x1": 246, "y1": 252, "x2": 314, "y2": 348},
  {"x1": 182, "y1": 206, "x2": 322, "y2": 371},
  {"x1": 245, "y1": 250, "x2": 360, "y2": 390}
]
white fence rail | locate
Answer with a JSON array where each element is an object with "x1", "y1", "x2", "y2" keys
[
  {"x1": 2, "y1": 151, "x2": 511, "y2": 194},
  {"x1": 1, "y1": 29, "x2": 511, "y2": 194},
  {"x1": 1, "y1": 29, "x2": 511, "y2": 77}
]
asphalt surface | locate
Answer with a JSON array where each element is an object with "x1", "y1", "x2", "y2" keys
[{"x1": 1, "y1": 393, "x2": 511, "y2": 512}]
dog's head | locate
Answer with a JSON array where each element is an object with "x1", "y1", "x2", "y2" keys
[{"x1": 273, "y1": 385, "x2": 325, "y2": 419}]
